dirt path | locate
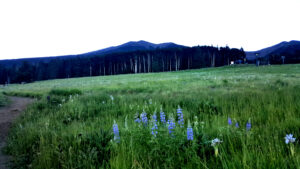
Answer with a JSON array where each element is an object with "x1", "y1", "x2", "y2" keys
[{"x1": 0, "y1": 96, "x2": 34, "y2": 169}]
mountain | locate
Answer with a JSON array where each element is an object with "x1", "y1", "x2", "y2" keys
[
  {"x1": 81, "y1": 40, "x2": 185, "y2": 56},
  {"x1": 246, "y1": 41, "x2": 300, "y2": 62},
  {"x1": 0, "y1": 42, "x2": 246, "y2": 84},
  {"x1": 0, "y1": 40, "x2": 186, "y2": 67}
]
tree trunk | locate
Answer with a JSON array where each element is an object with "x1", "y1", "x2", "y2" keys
[
  {"x1": 134, "y1": 57, "x2": 137, "y2": 74},
  {"x1": 147, "y1": 54, "x2": 151, "y2": 73},
  {"x1": 175, "y1": 53, "x2": 178, "y2": 71},
  {"x1": 162, "y1": 57, "x2": 164, "y2": 71},
  {"x1": 100, "y1": 65, "x2": 102, "y2": 76},
  {"x1": 139, "y1": 56, "x2": 141, "y2": 73},
  {"x1": 169, "y1": 58, "x2": 172, "y2": 71},
  {"x1": 212, "y1": 53, "x2": 215, "y2": 67},
  {"x1": 130, "y1": 58, "x2": 133, "y2": 73},
  {"x1": 104, "y1": 65, "x2": 106, "y2": 76},
  {"x1": 114, "y1": 63, "x2": 116, "y2": 75},
  {"x1": 143, "y1": 56, "x2": 146, "y2": 73},
  {"x1": 178, "y1": 56, "x2": 180, "y2": 70},
  {"x1": 89, "y1": 65, "x2": 92, "y2": 76},
  {"x1": 188, "y1": 56, "x2": 190, "y2": 69}
]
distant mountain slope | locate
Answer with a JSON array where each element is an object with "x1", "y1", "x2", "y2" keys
[
  {"x1": 0, "y1": 42, "x2": 246, "y2": 84},
  {"x1": 246, "y1": 40, "x2": 300, "y2": 61},
  {"x1": 81, "y1": 40, "x2": 185, "y2": 56},
  {"x1": 0, "y1": 41, "x2": 186, "y2": 67}
]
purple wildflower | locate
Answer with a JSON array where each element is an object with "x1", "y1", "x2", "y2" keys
[
  {"x1": 135, "y1": 118, "x2": 141, "y2": 123},
  {"x1": 246, "y1": 121, "x2": 251, "y2": 131},
  {"x1": 151, "y1": 123, "x2": 158, "y2": 137},
  {"x1": 152, "y1": 113, "x2": 157, "y2": 123},
  {"x1": 113, "y1": 121, "x2": 120, "y2": 142},
  {"x1": 235, "y1": 122, "x2": 239, "y2": 128},
  {"x1": 285, "y1": 134, "x2": 296, "y2": 144},
  {"x1": 160, "y1": 111, "x2": 166, "y2": 124},
  {"x1": 141, "y1": 111, "x2": 148, "y2": 125},
  {"x1": 187, "y1": 120, "x2": 193, "y2": 140},
  {"x1": 167, "y1": 119, "x2": 176, "y2": 134},
  {"x1": 211, "y1": 138, "x2": 222, "y2": 147},
  {"x1": 187, "y1": 127, "x2": 193, "y2": 140},
  {"x1": 228, "y1": 117, "x2": 232, "y2": 125},
  {"x1": 151, "y1": 112, "x2": 158, "y2": 137},
  {"x1": 177, "y1": 107, "x2": 184, "y2": 128}
]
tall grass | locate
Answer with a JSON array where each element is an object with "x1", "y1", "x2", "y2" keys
[
  {"x1": 0, "y1": 92, "x2": 8, "y2": 107},
  {"x1": 3, "y1": 65, "x2": 300, "y2": 169}
]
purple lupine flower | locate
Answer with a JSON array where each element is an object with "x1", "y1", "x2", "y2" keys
[
  {"x1": 177, "y1": 107, "x2": 184, "y2": 128},
  {"x1": 246, "y1": 121, "x2": 251, "y2": 131},
  {"x1": 235, "y1": 122, "x2": 239, "y2": 128},
  {"x1": 187, "y1": 127, "x2": 193, "y2": 140},
  {"x1": 285, "y1": 134, "x2": 296, "y2": 144},
  {"x1": 187, "y1": 120, "x2": 193, "y2": 140},
  {"x1": 135, "y1": 118, "x2": 141, "y2": 123},
  {"x1": 113, "y1": 121, "x2": 120, "y2": 142},
  {"x1": 228, "y1": 117, "x2": 232, "y2": 125},
  {"x1": 152, "y1": 113, "x2": 157, "y2": 123},
  {"x1": 160, "y1": 111, "x2": 166, "y2": 124},
  {"x1": 141, "y1": 111, "x2": 148, "y2": 125},
  {"x1": 151, "y1": 112, "x2": 158, "y2": 137},
  {"x1": 167, "y1": 119, "x2": 176, "y2": 134},
  {"x1": 151, "y1": 123, "x2": 158, "y2": 137}
]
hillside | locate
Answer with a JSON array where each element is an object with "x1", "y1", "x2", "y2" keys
[
  {"x1": 81, "y1": 40, "x2": 185, "y2": 56},
  {"x1": 246, "y1": 40, "x2": 300, "y2": 63},
  {"x1": 0, "y1": 41, "x2": 185, "y2": 67}
]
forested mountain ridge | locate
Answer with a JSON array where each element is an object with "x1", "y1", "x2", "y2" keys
[
  {"x1": 0, "y1": 41, "x2": 184, "y2": 68},
  {"x1": 246, "y1": 40, "x2": 300, "y2": 64},
  {"x1": 82, "y1": 40, "x2": 185, "y2": 56},
  {"x1": 0, "y1": 41, "x2": 245, "y2": 84}
]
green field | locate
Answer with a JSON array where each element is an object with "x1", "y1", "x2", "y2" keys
[{"x1": 1, "y1": 64, "x2": 300, "y2": 169}]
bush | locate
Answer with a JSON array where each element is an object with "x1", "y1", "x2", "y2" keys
[
  {"x1": 49, "y1": 89, "x2": 82, "y2": 96},
  {"x1": 0, "y1": 93, "x2": 8, "y2": 107}
]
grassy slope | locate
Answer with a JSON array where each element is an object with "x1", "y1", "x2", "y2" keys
[
  {"x1": 2, "y1": 64, "x2": 300, "y2": 169},
  {"x1": 3, "y1": 64, "x2": 300, "y2": 95}
]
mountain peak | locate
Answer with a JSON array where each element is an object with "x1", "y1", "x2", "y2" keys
[
  {"x1": 84, "y1": 41, "x2": 185, "y2": 56},
  {"x1": 246, "y1": 40, "x2": 300, "y2": 60}
]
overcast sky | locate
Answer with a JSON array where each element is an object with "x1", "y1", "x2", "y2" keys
[{"x1": 0, "y1": 0, "x2": 299, "y2": 60}]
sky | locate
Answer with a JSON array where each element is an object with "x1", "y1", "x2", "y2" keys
[{"x1": 0, "y1": 0, "x2": 299, "y2": 60}]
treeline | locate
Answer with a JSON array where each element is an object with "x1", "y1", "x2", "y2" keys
[{"x1": 0, "y1": 46, "x2": 245, "y2": 84}]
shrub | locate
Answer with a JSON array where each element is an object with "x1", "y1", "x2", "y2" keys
[{"x1": 49, "y1": 89, "x2": 82, "y2": 96}]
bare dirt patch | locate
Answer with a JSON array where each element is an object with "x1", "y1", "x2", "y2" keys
[{"x1": 0, "y1": 96, "x2": 34, "y2": 169}]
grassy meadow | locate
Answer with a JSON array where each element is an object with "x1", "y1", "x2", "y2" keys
[{"x1": 1, "y1": 64, "x2": 300, "y2": 169}]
